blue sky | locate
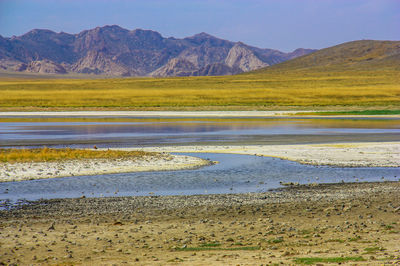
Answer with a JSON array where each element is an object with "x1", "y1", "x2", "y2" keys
[{"x1": 0, "y1": 0, "x2": 398, "y2": 51}]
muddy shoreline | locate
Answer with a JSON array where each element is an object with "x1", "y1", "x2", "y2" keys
[
  {"x1": 1, "y1": 181, "x2": 399, "y2": 265},
  {"x1": 2, "y1": 181, "x2": 399, "y2": 218}
]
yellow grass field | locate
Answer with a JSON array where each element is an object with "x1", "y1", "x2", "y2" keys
[
  {"x1": 0, "y1": 69, "x2": 399, "y2": 110},
  {"x1": 0, "y1": 147, "x2": 153, "y2": 163}
]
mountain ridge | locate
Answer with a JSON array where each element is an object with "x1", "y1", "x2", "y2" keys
[
  {"x1": 0, "y1": 25, "x2": 316, "y2": 77},
  {"x1": 256, "y1": 40, "x2": 400, "y2": 73}
]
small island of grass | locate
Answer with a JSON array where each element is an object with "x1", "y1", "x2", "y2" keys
[{"x1": 0, "y1": 147, "x2": 210, "y2": 182}]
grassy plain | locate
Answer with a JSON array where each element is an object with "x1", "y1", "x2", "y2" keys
[
  {"x1": 0, "y1": 69, "x2": 399, "y2": 110},
  {"x1": 0, "y1": 147, "x2": 152, "y2": 163}
]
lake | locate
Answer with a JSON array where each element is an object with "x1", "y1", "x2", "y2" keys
[
  {"x1": 1, "y1": 117, "x2": 400, "y2": 147},
  {"x1": 0, "y1": 116, "x2": 399, "y2": 203}
]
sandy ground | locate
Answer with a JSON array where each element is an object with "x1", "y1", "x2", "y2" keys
[
  {"x1": 1, "y1": 182, "x2": 399, "y2": 265},
  {"x1": 0, "y1": 154, "x2": 211, "y2": 182},
  {"x1": 116, "y1": 141, "x2": 400, "y2": 168}
]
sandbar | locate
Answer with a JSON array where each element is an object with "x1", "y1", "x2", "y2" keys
[
  {"x1": 119, "y1": 141, "x2": 400, "y2": 168},
  {"x1": 0, "y1": 153, "x2": 210, "y2": 182}
]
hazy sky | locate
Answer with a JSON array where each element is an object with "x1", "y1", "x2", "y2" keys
[{"x1": 0, "y1": 0, "x2": 399, "y2": 51}]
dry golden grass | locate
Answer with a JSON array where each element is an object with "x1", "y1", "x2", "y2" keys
[
  {"x1": 0, "y1": 147, "x2": 154, "y2": 163},
  {"x1": 0, "y1": 69, "x2": 399, "y2": 110}
]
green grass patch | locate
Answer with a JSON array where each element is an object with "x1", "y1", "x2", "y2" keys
[
  {"x1": 294, "y1": 256, "x2": 365, "y2": 264},
  {"x1": 364, "y1": 246, "x2": 385, "y2": 254},
  {"x1": 298, "y1": 229, "x2": 313, "y2": 235},
  {"x1": 267, "y1": 237, "x2": 284, "y2": 244},
  {"x1": 348, "y1": 236, "x2": 361, "y2": 242},
  {"x1": 174, "y1": 246, "x2": 260, "y2": 252},
  {"x1": 0, "y1": 147, "x2": 155, "y2": 163},
  {"x1": 199, "y1": 242, "x2": 221, "y2": 247},
  {"x1": 325, "y1": 239, "x2": 345, "y2": 243}
]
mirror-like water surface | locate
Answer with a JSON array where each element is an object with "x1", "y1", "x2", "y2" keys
[{"x1": 1, "y1": 117, "x2": 400, "y2": 147}]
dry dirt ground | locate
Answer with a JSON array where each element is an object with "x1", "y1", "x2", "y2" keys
[{"x1": 1, "y1": 182, "x2": 399, "y2": 265}]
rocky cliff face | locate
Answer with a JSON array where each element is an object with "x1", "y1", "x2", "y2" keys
[
  {"x1": 0, "y1": 25, "x2": 316, "y2": 77},
  {"x1": 17, "y1": 60, "x2": 67, "y2": 74},
  {"x1": 151, "y1": 58, "x2": 198, "y2": 77},
  {"x1": 70, "y1": 50, "x2": 136, "y2": 76},
  {"x1": 192, "y1": 63, "x2": 242, "y2": 76},
  {"x1": 225, "y1": 43, "x2": 269, "y2": 72}
]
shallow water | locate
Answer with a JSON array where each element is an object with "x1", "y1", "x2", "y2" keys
[
  {"x1": 1, "y1": 117, "x2": 400, "y2": 147},
  {"x1": 1, "y1": 153, "x2": 399, "y2": 202}
]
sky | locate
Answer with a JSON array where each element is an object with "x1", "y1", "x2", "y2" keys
[{"x1": 0, "y1": 0, "x2": 399, "y2": 52}]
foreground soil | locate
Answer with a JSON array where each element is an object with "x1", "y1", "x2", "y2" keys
[{"x1": 1, "y1": 182, "x2": 399, "y2": 265}]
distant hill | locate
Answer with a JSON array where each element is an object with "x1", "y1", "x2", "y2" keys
[
  {"x1": 0, "y1": 25, "x2": 316, "y2": 77},
  {"x1": 256, "y1": 40, "x2": 400, "y2": 73}
]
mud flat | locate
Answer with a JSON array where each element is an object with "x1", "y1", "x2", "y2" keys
[
  {"x1": 1, "y1": 181, "x2": 399, "y2": 265},
  {"x1": 125, "y1": 141, "x2": 400, "y2": 168},
  {"x1": 0, "y1": 153, "x2": 211, "y2": 182}
]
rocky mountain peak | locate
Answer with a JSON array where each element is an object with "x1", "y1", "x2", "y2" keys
[
  {"x1": 18, "y1": 29, "x2": 75, "y2": 46},
  {"x1": 78, "y1": 25, "x2": 127, "y2": 36},
  {"x1": 184, "y1": 32, "x2": 231, "y2": 47},
  {"x1": 225, "y1": 42, "x2": 269, "y2": 72},
  {"x1": 99, "y1": 24, "x2": 126, "y2": 32},
  {"x1": 191, "y1": 32, "x2": 215, "y2": 39},
  {"x1": 21, "y1": 29, "x2": 58, "y2": 38},
  {"x1": 130, "y1": 28, "x2": 163, "y2": 39}
]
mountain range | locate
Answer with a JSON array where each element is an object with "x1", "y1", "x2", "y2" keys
[{"x1": 0, "y1": 25, "x2": 316, "y2": 77}]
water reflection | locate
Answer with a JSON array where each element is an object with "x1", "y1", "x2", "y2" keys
[{"x1": 1, "y1": 117, "x2": 400, "y2": 147}]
